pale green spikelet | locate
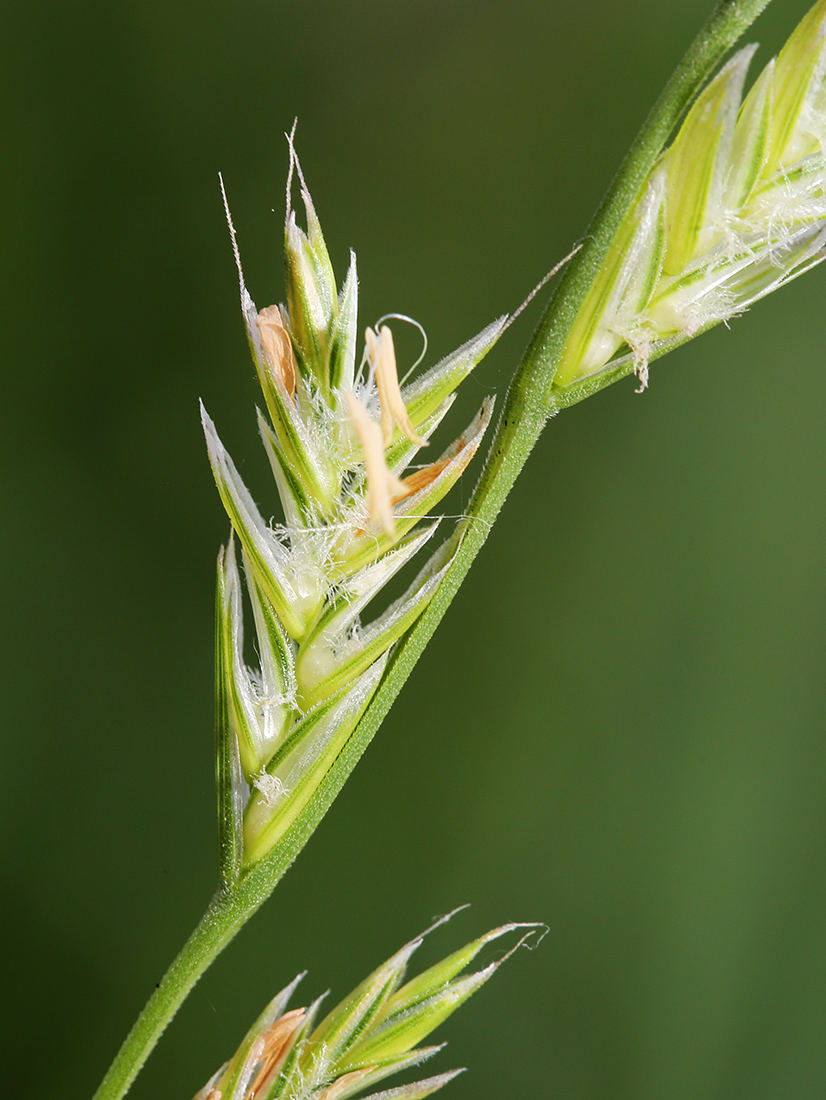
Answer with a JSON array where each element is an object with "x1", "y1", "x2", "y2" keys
[
  {"x1": 209, "y1": 137, "x2": 505, "y2": 873},
  {"x1": 554, "y1": 0, "x2": 826, "y2": 392},
  {"x1": 192, "y1": 916, "x2": 544, "y2": 1100}
]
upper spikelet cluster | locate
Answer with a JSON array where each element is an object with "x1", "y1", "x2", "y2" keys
[
  {"x1": 205, "y1": 139, "x2": 505, "y2": 874},
  {"x1": 193, "y1": 915, "x2": 541, "y2": 1100},
  {"x1": 554, "y1": 0, "x2": 826, "y2": 390}
]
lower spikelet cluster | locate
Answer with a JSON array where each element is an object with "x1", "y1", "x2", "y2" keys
[
  {"x1": 193, "y1": 916, "x2": 541, "y2": 1100},
  {"x1": 206, "y1": 138, "x2": 505, "y2": 874},
  {"x1": 555, "y1": 0, "x2": 826, "y2": 391}
]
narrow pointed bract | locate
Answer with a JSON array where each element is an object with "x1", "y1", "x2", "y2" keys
[
  {"x1": 243, "y1": 657, "x2": 388, "y2": 867},
  {"x1": 217, "y1": 538, "x2": 280, "y2": 780},
  {"x1": 296, "y1": 524, "x2": 439, "y2": 707},
  {"x1": 193, "y1": 919, "x2": 543, "y2": 1100},
  {"x1": 215, "y1": 543, "x2": 246, "y2": 888},
  {"x1": 207, "y1": 145, "x2": 504, "y2": 872},
  {"x1": 553, "y1": 0, "x2": 826, "y2": 391},
  {"x1": 206, "y1": 974, "x2": 306, "y2": 1100}
]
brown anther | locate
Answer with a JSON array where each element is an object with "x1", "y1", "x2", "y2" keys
[
  {"x1": 365, "y1": 325, "x2": 426, "y2": 448},
  {"x1": 256, "y1": 306, "x2": 297, "y2": 399}
]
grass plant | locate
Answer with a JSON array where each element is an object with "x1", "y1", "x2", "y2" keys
[{"x1": 89, "y1": 2, "x2": 826, "y2": 1098}]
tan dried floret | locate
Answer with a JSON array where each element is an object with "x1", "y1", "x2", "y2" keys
[
  {"x1": 256, "y1": 305, "x2": 297, "y2": 398},
  {"x1": 246, "y1": 1007, "x2": 306, "y2": 1099}
]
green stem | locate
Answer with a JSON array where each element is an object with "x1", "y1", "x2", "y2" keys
[
  {"x1": 92, "y1": 890, "x2": 236, "y2": 1100},
  {"x1": 91, "y1": 889, "x2": 248, "y2": 1100},
  {"x1": 92, "y1": 851, "x2": 302, "y2": 1100},
  {"x1": 93, "y1": 2, "x2": 774, "y2": 1097},
  {"x1": 529, "y1": 0, "x2": 775, "y2": 407},
  {"x1": 334, "y1": 0, "x2": 777, "y2": 801}
]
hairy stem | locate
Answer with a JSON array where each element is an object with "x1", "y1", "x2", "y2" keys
[
  {"x1": 92, "y1": 2, "x2": 774, "y2": 1097},
  {"x1": 92, "y1": 862, "x2": 294, "y2": 1100},
  {"x1": 325, "y1": 0, "x2": 777, "y2": 824},
  {"x1": 92, "y1": 891, "x2": 238, "y2": 1100}
]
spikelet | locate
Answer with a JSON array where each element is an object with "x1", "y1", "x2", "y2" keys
[
  {"x1": 192, "y1": 916, "x2": 544, "y2": 1100},
  {"x1": 209, "y1": 137, "x2": 506, "y2": 875},
  {"x1": 554, "y1": 0, "x2": 826, "y2": 391}
]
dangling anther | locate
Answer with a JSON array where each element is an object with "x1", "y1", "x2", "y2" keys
[
  {"x1": 365, "y1": 325, "x2": 427, "y2": 448},
  {"x1": 345, "y1": 392, "x2": 408, "y2": 537}
]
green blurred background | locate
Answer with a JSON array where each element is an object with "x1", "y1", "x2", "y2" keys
[{"x1": 4, "y1": 0, "x2": 826, "y2": 1097}]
